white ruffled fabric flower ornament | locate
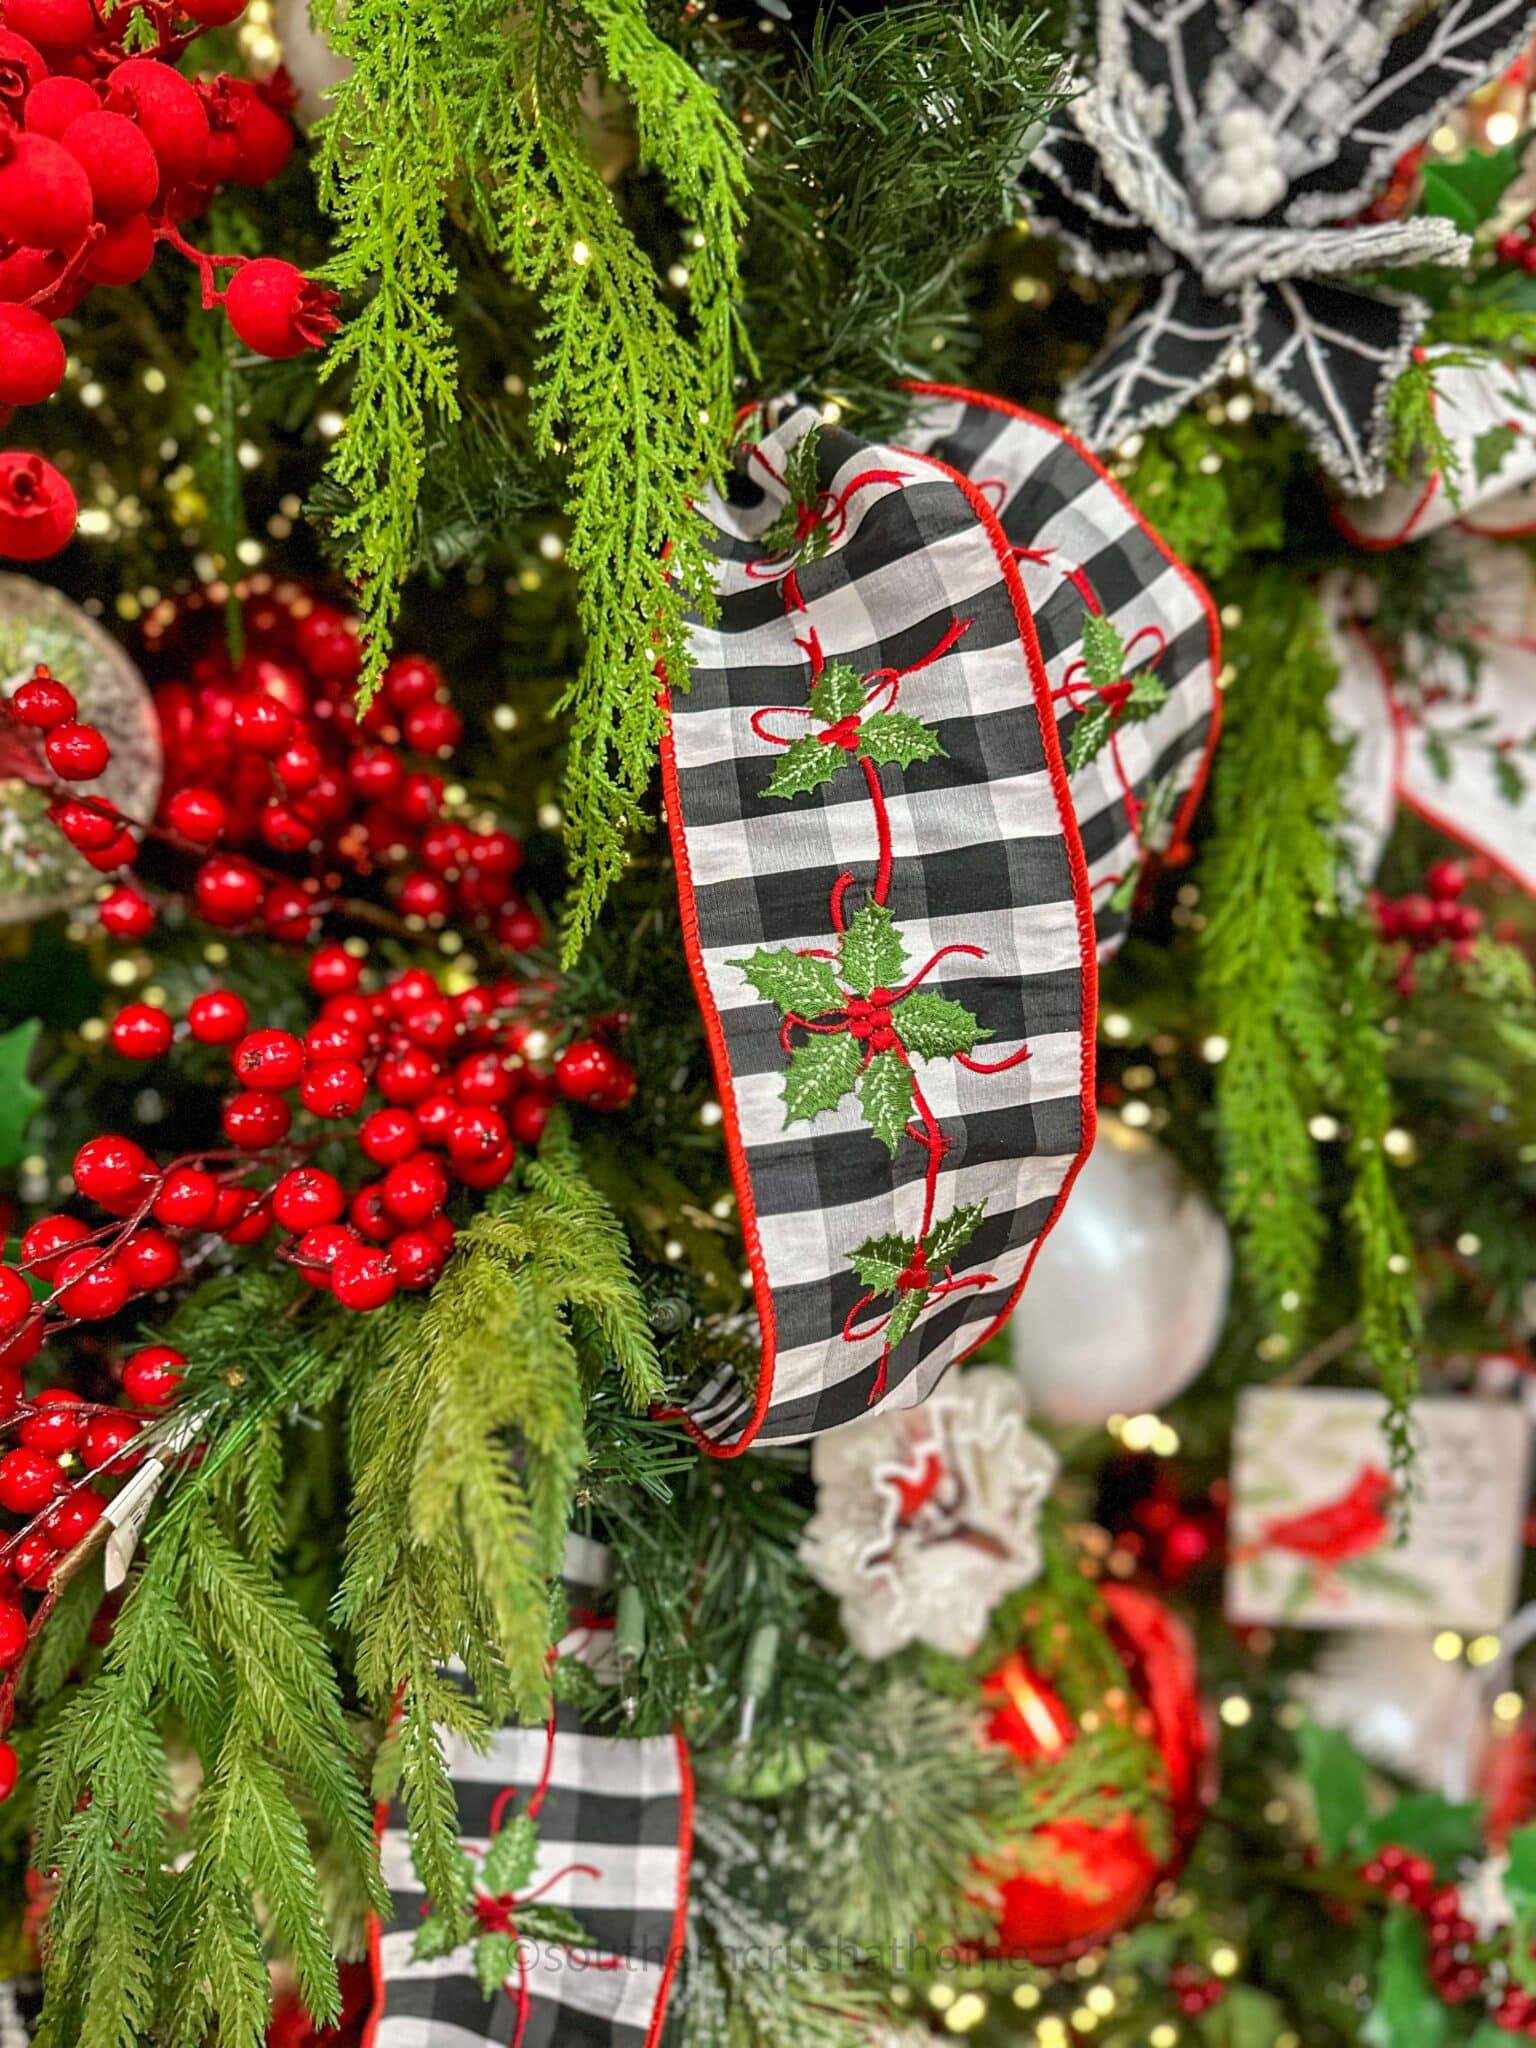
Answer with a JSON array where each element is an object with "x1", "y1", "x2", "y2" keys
[
  {"x1": 1023, "y1": 0, "x2": 1536, "y2": 491},
  {"x1": 798, "y1": 1366, "x2": 1057, "y2": 1661}
]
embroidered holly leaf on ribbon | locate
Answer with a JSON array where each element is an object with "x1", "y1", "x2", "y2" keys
[
  {"x1": 849, "y1": 1231, "x2": 915, "y2": 1294},
  {"x1": 839, "y1": 903, "x2": 906, "y2": 996},
  {"x1": 1068, "y1": 611, "x2": 1171, "y2": 772},
  {"x1": 763, "y1": 734, "x2": 843, "y2": 802},
  {"x1": 922, "y1": 1200, "x2": 986, "y2": 1271},
  {"x1": 516, "y1": 1903, "x2": 590, "y2": 1948},
  {"x1": 784, "y1": 1031, "x2": 862, "y2": 1124},
  {"x1": 857, "y1": 710, "x2": 945, "y2": 770},
  {"x1": 758, "y1": 425, "x2": 829, "y2": 564},
  {"x1": 1474, "y1": 421, "x2": 1519, "y2": 485},
  {"x1": 884, "y1": 1289, "x2": 928, "y2": 1354},
  {"x1": 859, "y1": 1048, "x2": 915, "y2": 1154},
  {"x1": 893, "y1": 990, "x2": 988, "y2": 1059},
  {"x1": 732, "y1": 947, "x2": 843, "y2": 1019},
  {"x1": 808, "y1": 661, "x2": 868, "y2": 724},
  {"x1": 474, "y1": 1930, "x2": 521, "y2": 2000},
  {"x1": 481, "y1": 1812, "x2": 539, "y2": 1895}
]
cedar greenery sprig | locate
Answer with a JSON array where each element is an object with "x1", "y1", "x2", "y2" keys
[
  {"x1": 1197, "y1": 571, "x2": 1419, "y2": 1442},
  {"x1": 309, "y1": 0, "x2": 747, "y2": 958}
]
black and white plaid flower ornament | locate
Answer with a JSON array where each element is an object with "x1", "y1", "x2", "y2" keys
[{"x1": 1023, "y1": 0, "x2": 1536, "y2": 490}]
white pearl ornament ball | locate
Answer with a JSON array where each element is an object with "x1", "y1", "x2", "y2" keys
[{"x1": 1009, "y1": 1114, "x2": 1231, "y2": 1426}]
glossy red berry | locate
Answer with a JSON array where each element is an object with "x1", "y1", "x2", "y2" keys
[
  {"x1": 454, "y1": 1052, "x2": 515, "y2": 1106},
  {"x1": 298, "y1": 1059, "x2": 367, "y2": 1120},
  {"x1": 348, "y1": 1183, "x2": 393, "y2": 1243},
  {"x1": 99, "y1": 885, "x2": 155, "y2": 940},
  {"x1": 400, "y1": 996, "x2": 458, "y2": 1052},
  {"x1": 231, "y1": 692, "x2": 293, "y2": 755},
  {"x1": 450, "y1": 1143, "x2": 516, "y2": 1191},
  {"x1": 118, "y1": 1229, "x2": 181, "y2": 1291},
  {"x1": 0, "y1": 1446, "x2": 61, "y2": 1513},
  {"x1": 187, "y1": 987, "x2": 249, "y2": 1044},
  {"x1": 10, "y1": 1530, "x2": 53, "y2": 1587},
  {"x1": 0, "y1": 1269, "x2": 30, "y2": 1333},
  {"x1": 194, "y1": 854, "x2": 265, "y2": 927},
  {"x1": 151, "y1": 1167, "x2": 220, "y2": 1229},
  {"x1": 231, "y1": 1028, "x2": 305, "y2": 1092},
  {"x1": 496, "y1": 904, "x2": 543, "y2": 953},
  {"x1": 383, "y1": 654, "x2": 443, "y2": 709},
  {"x1": 44, "y1": 721, "x2": 109, "y2": 780},
  {"x1": 389, "y1": 1227, "x2": 451, "y2": 1290},
  {"x1": 0, "y1": 450, "x2": 76, "y2": 562},
  {"x1": 554, "y1": 1038, "x2": 620, "y2": 1102},
  {"x1": 376, "y1": 1046, "x2": 440, "y2": 1106},
  {"x1": 402, "y1": 699, "x2": 462, "y2": 755},
  {"x1": 9, "y1": 667, "x2": 75, "y2": 728},
  {"x1": 60, "y1": 109, "x2": 159, "y2": 222},
  {"x1": 121, "y1": 1344, "x2": 185, "y2": 1408},
  {"x1": 18, "y1": 1213, "x2": 88, "y2": 1280},
  {"x1": 271, "y1": 1166, "x2": 345, "y2": 1233},
  {"x1": 80, "y1": 1413, "x2": 140, "y2": 1471},
  {"x1": 224, "y1": 258, "x2": 341, "y2": 360},
  {"x1": 274, "y1": 734, "x2": 323, "y2": 791},
  {"x1": 0, "y1": 1600, "x2": 26, "y2": 1669},
  {"x1": 262, "y1": 880, "x2": 317, "y2": 944},
  {"x1": 359, "y1": 1108, "x2": 421, "y2": 1166},
  {"x1": 49, "y1": 795, "x2": 121, "y2": 850},
  {"x1": 304, "y1": 1019, "x2": 367, "y2": 1063},
  {"x1": 19, "y1": 1389, "x2": 83, "y2": 1455},
  {"x1": 292, "y1": 1223, "x2": 356, "y2": 1286},
  {"x1": 40, "y1": 1487, "x2": 106, "y2": 1547},
  {"x1": 308, "y1": 943, "x2": 362, "y2": 996},
  {"x1": 329, "y1": 1244, "x2": 397, "y2": 1311},
  {"x1": 53, "y1": 1247, "x2": 132, "y2": 1320},
  {"x1": 446, "y1": 1105, "x2": 509, "y2": 1165},
  {"x1": 0, "y1": 1741, "x2": 18, "y2": 1801},
  {"x1": 398, "y1": 872, "x2": 451, "y2": 922},
  {"x1": 165, "y1": 786, "x2": 226, "y2": 845},
  {"x1": 414, "y1": 1093, "x2": 457, "y2": 1148},
  {"x1": 380, "y1": 1153, "x2": 448, "y2": 1227},
  {"x1": 110, "y1": 1002, "x2": 174, "y2": 1060},
  {"x1": 510, "y1": 1085, "x2": 553, "y2": 1146},
  {"x1": 73, "y1": 1135, "x2": 153, "y2": 1209},
  {"x1": 222, "y1": 1090, "x2": 291, "y2": 1149}
]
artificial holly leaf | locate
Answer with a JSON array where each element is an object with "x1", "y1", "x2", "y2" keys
[
  {"x1": 892, "y1": 989, "x2": 988, "y2": 1059},
  {"x1": 808, "y1": 661, "x2": 868, "y2": 725},
  {"x1": 850, "y1": 1231, "x2": 916, "y2": 1295},
  {"x1": 923, "y1": 1200, "x2": 987, "y2": 1270},
  {"x1": 1199, "y1": 1985, "x2": 1288, "y2": 2048},
  {"x1": 1361, "y1": 1906, "x2": 1449, "y2": 2048},
  {"x1": 1361, "y1": 1793, "x2": 1481, "y2": 1873},
  {"x1": 1081, "y1": 609, "x2": 1125, "y2": 694},
  {"x1": 1296, "y1": 1722, "x2": 1370, "y2": 1861},
  {"x1": 516, "y1": 1903, "x2": 590, "y2": 1948},
  {"x1": 1067, "y1": 698, "x2": 1116, "y2": 772},
  {"x1": 857, "y1": 711, "x2": 945, "y2": 770},
  {"x1": 1504, "y1": 1823, "x2": 1536, "y2": 1910},
  {"x1": 0, "y1": 1021, "x2": 43, "y2": 1174},
  {"x1": 1418, "y1": 138, "x2": 1531, "y2": 231},
  {"x1": 763, "y1": 733, "x2": 843, "y2": 803},
  {"x1": 838, "y1": 903, "x2": 906, "y2": 996},
  {"x1": 1475, "y1": 421, "x2": 1519, "y2": 485},
  {"x1": 883, "y1": 1287, "x2": 927, "y2": 1354},
  {"x1": 731, "y1": 946, "x2": 844, "y2": 1019},
  {"x1": 481, "y1": 1811, "x2": 539, "y2": 1895},
  {"x1": 858, "y1": 1049, "x2": 915, "y2": 1154},
  {"x1": 473, "y1": 1930, "x2": 521, "y2": 2000},
  {"x1": 783, "y1": 1031, "x2": 861, "y2": 1125}
]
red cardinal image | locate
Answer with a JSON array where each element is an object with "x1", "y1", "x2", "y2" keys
[{"x1": 1233, "y1": 1463, "x2": 1395, "y2": 1602}]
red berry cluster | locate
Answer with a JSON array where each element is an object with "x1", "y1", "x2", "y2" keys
[
  {"x1": 1169, "y1": 1965, "x2": 1226, "y2": 2018},
  {"x1": 1496, "y1": 213, "x2": 1536, "y2": 273},
  {"x1": 1358, "y1": 1848, "x2": 1490, "y2": 2017},
  {"x1": 1370, "y1": 859, "x2": 1485, "y2": 997},
  {"x1": 0, "y1": 0, "x2": 336, "y2": 563}
]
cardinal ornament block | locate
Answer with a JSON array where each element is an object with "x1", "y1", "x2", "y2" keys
[
  {"x1": 365, "y1": 1541, "x2": 691, "y2": 2048},
  {"x1": 660, "y1": 391, "x2": 1217, "y2": 1454}
]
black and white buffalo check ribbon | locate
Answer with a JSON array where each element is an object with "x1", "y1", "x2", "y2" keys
[
  {"x1": 366, "y1": 1538, "x2": 692, "y2": 2048},
  {"x1": 1337, "y1": 357, "x2": 1536, "y2": 547},
  {"x1": 657, "y1": 387, "x2": 1217, "y2": 1455}
]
